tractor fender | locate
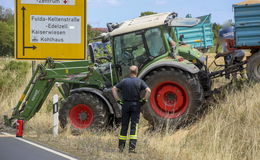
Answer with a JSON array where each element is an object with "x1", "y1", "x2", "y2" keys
[
  {"x1": 138, "y1": 60, "x2": 200, "y2": 79},
  {"x1": 70, "y1": 87, "x2": 114, "y2": 115}
]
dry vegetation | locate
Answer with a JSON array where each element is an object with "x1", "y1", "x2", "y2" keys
[
  {"x1": 0, "y1": 57, "x2": 259, "y2": 160},
  {"x1": 0, "y1": 58, "x2": 30, "y2": 124}
]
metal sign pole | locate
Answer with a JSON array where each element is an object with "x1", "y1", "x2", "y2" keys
[{"x1": 32, "y1": 61, "x2": 36, "y2": 75}]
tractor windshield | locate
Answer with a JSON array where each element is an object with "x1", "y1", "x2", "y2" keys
[
  {"x1": 114, "y1": 32, "x2": 147, "y2": 67},
  {"x1": 114, "y1": 32, "x2": 148, "y2": 77},
  {"x1": 114, "y1": 28, "x2": 166, "y2": 64},
  {"x1": 113, "y1": 28, "x2": 166, "y2": 78}
]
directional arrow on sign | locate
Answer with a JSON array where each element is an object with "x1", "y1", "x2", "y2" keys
[
  {"x1": 24, "y1": 45, "x2": 37, "y2": 50},
  {"x1": 21, "y1": 6, "x2": 37, "y2": 56}
]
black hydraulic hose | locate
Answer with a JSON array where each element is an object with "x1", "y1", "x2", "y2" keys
[{"x1": 209, "y1": 61, "x2": 247, "y2": 79}]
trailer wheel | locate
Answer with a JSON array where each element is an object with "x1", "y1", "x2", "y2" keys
[
  {"x1": 59, "y1": 92, "x2": 109, "y2": 131},
  {"x1": 143, "y1": 67, "x2": 204, "y2": 128},
  {"x1": 247, "y1": 53, "x2": 260, "y2": 82}
]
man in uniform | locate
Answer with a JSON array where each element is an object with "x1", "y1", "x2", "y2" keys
[
  {"x1": 215, "y1": 23, "x2": 245, "y2": 79},
  {"x1": 112, "y1": 65, "x2": 151, "y2": 153}
]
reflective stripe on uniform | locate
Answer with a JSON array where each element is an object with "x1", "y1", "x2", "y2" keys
[
  {"x1": 119, "y1": 135, "x2": 127, "y2": 140},
  {"x1": 129, "y1": 135, "x2": 137, "y2": 139},
  {"x1": 135, "y1": 123, "x2": 139, "y2": 136},
  {"x1": 129, "y1": 123, "x2": 139, "y2": 139}
]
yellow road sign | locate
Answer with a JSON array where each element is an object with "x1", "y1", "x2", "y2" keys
[{"x1": 16, "y1": 0, "x2": 86, "y2": 60}]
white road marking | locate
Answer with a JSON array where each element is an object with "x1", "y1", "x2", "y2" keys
[{"x1": 1, "y1": 132, "x2": 78, "y2": 160}]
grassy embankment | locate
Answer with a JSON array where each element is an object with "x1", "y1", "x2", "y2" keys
[
  {"x1": 0, "y1": 58, "x2": 30, "y2": 124},
  {"x1": 0, "y1": 57, "x2": 259, "y2": 160}
]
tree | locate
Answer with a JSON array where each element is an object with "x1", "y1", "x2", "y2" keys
[
  {"x1": 0, "y1": 6, "x2": 14, "y2": 24},
  {"x1": 87, "y1": 24, "x2": 102, "y2": 41},
  {"x1": 0, "y1": 21, "x2": 14, "y2": 56},
  {"x1": 212, "y1": 23, "x2": 221, "y2": 44},
  {"x1": 0, "y1": 5, "x2": 14, "y2": 57},
  {"x1": 140, "y1": 11, "x2": 157, "y2": 17}
]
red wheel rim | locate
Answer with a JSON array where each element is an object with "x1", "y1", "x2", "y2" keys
[
  {"x1": 150, "y1": 81, "x2": 189, "y2": 119},
  {"x1": 69, "y1": 104, "x2": 94, "y2": 129}
]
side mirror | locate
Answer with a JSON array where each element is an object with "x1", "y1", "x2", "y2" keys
[
  {"x1": 107, "y1": 23, "x2": 120, "y2": 32},
  {"x1": 107, "y1": 23, "x2": 114, "y2": 32},
  {"x1": 101, "y1": 33, "x2": 110, "y2": 43}
]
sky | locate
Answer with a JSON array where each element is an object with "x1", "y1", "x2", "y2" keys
[{"x1": 1, "y1": 0, "x2": 244, "y2": 27}]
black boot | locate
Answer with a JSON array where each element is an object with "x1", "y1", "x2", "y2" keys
[
  {"x1": 118, "y1": 140, "x2": 126, "y2": 153},
  {"x1": 129, "y1": 139, "x2": 137, "y2": 153}
]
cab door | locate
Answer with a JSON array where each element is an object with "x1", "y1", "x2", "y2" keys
[{"x1": 113, "y1": 32, "x2": 148, "y2": 79}]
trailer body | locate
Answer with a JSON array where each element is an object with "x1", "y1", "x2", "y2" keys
[
  {"x1": 233, "y1": 1, "x2": 260, "y2": 82},
  {"x1": 175, "y1": 14, "x2": 214, "y2": 51},
  {"x1": 234, "y1": 2, "x2": 260, "y2": 49}
]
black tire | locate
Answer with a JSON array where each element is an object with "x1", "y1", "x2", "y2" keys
[
  {"x1": 59, "y1": 92, "x2": 109, "y2": 131},
  {"x1": 142, "y1": 67, "x2": 204, "y2": 128},
  {"x1": 247, "y1": 53, "x2": 260, "y2": 82}
]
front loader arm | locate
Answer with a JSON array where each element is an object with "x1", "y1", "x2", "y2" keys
[{"x1": 4, "y1": 58, "x2": 93, "y2": 127}]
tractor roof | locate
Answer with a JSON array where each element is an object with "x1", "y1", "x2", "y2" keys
[{"x1": 109, "y1": 12, "x2": 173, "y2": 36}]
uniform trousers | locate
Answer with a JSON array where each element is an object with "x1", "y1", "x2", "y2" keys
[{"x1": 118, "y1": 101, "x2": 141, "y2": 151}]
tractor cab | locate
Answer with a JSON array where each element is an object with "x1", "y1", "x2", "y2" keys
[
  {"x1": 106, "y1": 12, "x2": 203, "y2": 79},
  {"x1": 112, "y1": 27, "x2": 167, "y2": 78}
]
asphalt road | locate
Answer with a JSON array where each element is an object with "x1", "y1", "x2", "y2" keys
[{"x1": 0, "y1": 132, "x2": 78, "y2": 160}]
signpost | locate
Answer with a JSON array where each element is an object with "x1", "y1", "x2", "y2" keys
[{"x1": 16, "y1": 0, "x2": 86, "y2": 60}]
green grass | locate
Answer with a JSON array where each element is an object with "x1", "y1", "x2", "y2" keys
[{"x1": 24, "y1": 82, "x2": 260, "y2": 160}]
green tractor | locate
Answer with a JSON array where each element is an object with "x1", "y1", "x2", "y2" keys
[{"x1": 4, "y1": 12, "x2": 255, "y2": 131}]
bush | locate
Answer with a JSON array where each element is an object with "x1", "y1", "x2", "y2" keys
[
  {"x1": 0, "y1": 21, "x2": 14, "y2": 57},
  {"x1": 0, "y1": 60, "x2": 29, "y2": 92}
]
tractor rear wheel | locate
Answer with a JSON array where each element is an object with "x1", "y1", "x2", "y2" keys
[
  {"x1": 59, "y1": 92, "x2": 109, "y2": 131},
  {"x1": 247, "y1": 52, "x2": 260, "y2": 82},
  {"x1": 143, "y1": 67, "x2": 204, "y2": 128}
]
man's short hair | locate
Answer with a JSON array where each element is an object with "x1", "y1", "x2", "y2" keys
[{"x1": 129, "y1": 66, "x2": 138, "y2": 75}]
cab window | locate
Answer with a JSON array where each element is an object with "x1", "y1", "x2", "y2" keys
[
  {"x1": 145, "y1": 28, "x2": 166, "y2": 57},
  {"x1": 114, "y1": 32, "x2": 147, "y2": 67}
]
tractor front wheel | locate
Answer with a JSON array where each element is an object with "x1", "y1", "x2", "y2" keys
[
  {"x1": 143, "y1": 67, "x2": 204, "y2": 128},
  {"x1": 59, "y1": 92, "x2": 109, "y2": 131}
]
